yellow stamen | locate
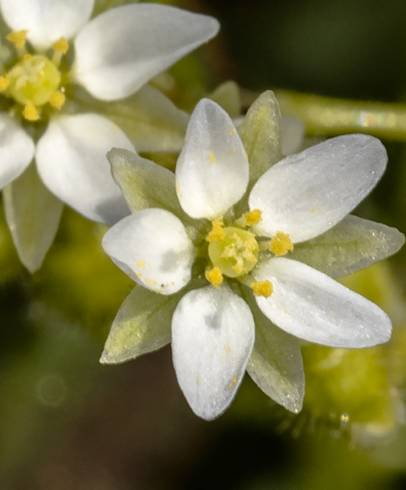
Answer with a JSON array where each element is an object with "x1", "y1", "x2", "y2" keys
[
  {"x1": 236, "y1": 209, "x2": 262, "y2": 227},
  {"x1": 269, "y1": 232, "x2": 294, "y2": 256},
  {"x1": 52, "y1": 37, "x2": 69, "y2": 56},
  {"x1": 205, "y1": 266, "x2": 224, "y2": 288},
  {"x1": 206, "y1": 218, "x2": 225, "y2": 242},
  {"x1": 23, "y1": 103, "x2": 40, "y2": 122},
  {"x1": 0, "y1": 76, "x2": 9, "y2": 92},
  {"x1": 6, "y1": 30, "x2": 27, "y2": 51},
  {"x1": 49, "y1": 90, "x2": 66, "y2": 110},
  {"x1": 52, "y1": 38, "x2": 69, "y2": 66},
  {"x1": 251, "y1": 280, "x2": 273, "y2": 298}
]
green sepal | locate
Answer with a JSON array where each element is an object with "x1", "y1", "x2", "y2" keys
[
  {"x1": 108, "y1": 147, "x2": 183, "y2": 217},
  {"x1": 209, "y1": 81, "x2": 242, "y2": 118},
  {"x1": 100, "y1": 285, "x2": 184, "y2": 364},
  {"x1": 243, "y1": 290, "x2": 304, "y2": 413},
  {"x1": 72, "y1": 85, "x2": 188, "y2": 153},
  {"x1": 4, "y1": 163, "x2": 63, "y2": 273},
  {"x1": 291, "y1": 215, "x2": 405, "y2": 278},
  {"x1": 239, "y1": 90, "x2": 282, "y2": 186}
]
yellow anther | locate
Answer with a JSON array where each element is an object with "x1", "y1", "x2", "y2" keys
[
  {"x1": 23, "y1": 103, "x2": 40, "y2": 122},
  {"x1": 52, "y1": 37, "x2": 69, "y2": 55},
  {"x1": 269, "y1": 232, "x2": 294, "y2": 256},
  {"x1": 0, "y1": 76, "x2": 9, "y2": 92},
  {"x1": 205, "y1": 266, "x2": 224, "y2": 288},
  {"x1": 207, "y1": 218, "x2": 225, "y2": 242},
  {"x1": 236, "y1": 209, "x2": 262, "y2": 228},
  {"x1": 6, "y1": 30, "x2": 27, "y2": 50},
  {"x1": 251, "y1": 280, "x2": 273, "y2": 298},
  {"x1": 49, "y1": 90, "x2": 66, "y2": 110}
]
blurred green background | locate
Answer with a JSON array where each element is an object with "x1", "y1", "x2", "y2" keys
[{"x1": 1, "y1": 0, "x2": 406, "y2": 489}]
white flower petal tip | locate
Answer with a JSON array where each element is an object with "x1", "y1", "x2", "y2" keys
[
  {"x1": 0, "y1": 0, "x2": 94, "y2": 49},
  {"x1": 0, "y1": 114, "x2": 34, "y2": 189},
  {"x1": 250, "y1": 134, "x2": 388, "y2": 243},
  {"x1": 74, "y1": 4, "x2": 219, "y2": 101},
  {"x1": 36, "y1": 113, "x2": 133, "y2": 224},
  {"x1": 102, "y1": 209, "x2": 194, "y2": 295},
  {"x1": 255, "y1": 258, "x2": 392, "y2": 348},
  {"x1": 172, "y1": 286, "x2": 255, "y2": 420},
  {"x1": 176, "y1": 99, "x2": 249, "y2": 219}
]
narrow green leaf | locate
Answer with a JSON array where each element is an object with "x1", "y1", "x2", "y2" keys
[
  {"x1": 100, "y1": 286, "x2": 184, "y2": 364},
  {"x1": 239, "y1": 90, "x2": 282, "y2": 185},
  {"x1": 290, "y1": 215, "x2": 405, "y2": 278},
  {"x1": 108, "y1": 148, "x2": 184, "y2": 217},
  {"x1": 4, "y1": 163, "x2": 63, "y2": 273},
  {"x1": 209, "y1": 80, "x2": 242, "y2": 118},
  {"x1": 243, "y1": 291, "x2": 304, "y2": 413}
]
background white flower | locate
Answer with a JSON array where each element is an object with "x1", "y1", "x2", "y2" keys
[
  {"x1": 102, "y1": 97, "x2": 404, "y2": 421},
  {"x1": 0, "y1": 0, "x2": 219, "y2": 271}
]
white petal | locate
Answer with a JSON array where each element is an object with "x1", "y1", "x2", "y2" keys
[
  {"x1": 254, "y1": 257, "x2": 392, "y2": 348},
  {"x1": 102, "y1": 209, "x2": 194, "y2": 295},
  {"x1": 249, "y1": 135, "x2": 387, "y2": 242},
  {"x1": 74, "y1": 4, "x2": 219, "y2": 100},
  {"x1": 0, "y1": 113, "x2": 34, "y2": 189},
  {"x1": 0, "y1": 0, "x2": 94, "y2": 50},
  {"x1": 176, "y1": 99, "x2": 249, "y2": 219},
  {"x1": 172, "y1": 286, "x2": 255, "y2": 420},
  {"x1": 36, "y1": 114, "x2": 132, "y2": 224}
]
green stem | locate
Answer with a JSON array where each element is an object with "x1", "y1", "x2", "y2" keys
[{"x1": 244, "y1": 89, "x2": 406, "y2": 141}]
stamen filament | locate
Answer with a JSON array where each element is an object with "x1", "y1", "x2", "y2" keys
[
  {"x1": 6, "y1": 30, "x2": 27, "y2": 56},
  {"x1": 52, "y1": 38, "x2": 69, "y2": 66}
]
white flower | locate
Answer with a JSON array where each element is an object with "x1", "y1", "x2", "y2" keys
[
  {"x1": 0, "y1": 0, "x2": 219, "y2": 270},
  {"x1": 102, "y1": 98, "x2": 402, "y2": 421}
]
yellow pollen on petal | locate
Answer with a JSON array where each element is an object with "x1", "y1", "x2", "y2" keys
[
  {"x1": 205, "y1": 266, "x2": 224, "y2": 288},
  {"x1": 208, "y1": 151, "x2": 217, "y2": 164},
  {"x1": 269, "y1": 231, "x2": 294, "y2": 256},
  {"x1": 49, "y1": 90, "x2": 66, "y2": 110},
  {"x1": 6, "y1": 30, "x2": 27, "y2": 51},
  {"x1": 0, "y1": 76, "x2": 10, "y2": 92},
  {"x1": 236, "y1": 209, "x2": 262, "y2": 227},
  {"x1": 23, "y1": 103, "x2": 40, "y2": 121},
  {"x1": 251, "y1": 280, "x2": 273, "y2": 298},
  {"x1": 206, "y1": 217, "x2": 225, "y2": 242}
]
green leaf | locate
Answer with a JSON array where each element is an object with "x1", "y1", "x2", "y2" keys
[
  {"x1": 73, "y1": 85, "x2": 188, "y2": 153},
  {"x1": 108, "y1": 147, "x2": 184, "y2": 217},
  {"x1": 209, "y1": 81, "x2": 242, "y2": 118},
  {"x1": 4, "y1": 164, "x2": 63, "y2": 273},
  {"x1": 100, "y1": 286, "x2": 184, "y2": 364},
  {"x1": 239, "y1": 90, "x2": 282, "y2": 185},
  {"x1": 243, "y1": 291, "x2": 304, "y2": 413},
  {"x1": 290, "y1": 215, "x2": 405, "y2": 278}
]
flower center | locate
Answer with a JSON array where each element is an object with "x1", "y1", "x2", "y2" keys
[
  {"x1": 7, "y1": 55, "x2": 61, "y2": 106},
  {"x1": 203, "y1": 210, "x2": 294, "y2": 298},
  {"x1": 208, "y1": 226, "x2": 259, "y2": 278},
  {"x1": 0, "y1": 31, "x2": 69, "y2": 121}
]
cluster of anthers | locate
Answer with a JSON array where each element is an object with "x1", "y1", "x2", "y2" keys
[
  {"x1": 0, "y1": 30, "x2": 69, "y2": 122},
  {"x1": 204, "y1": 209, "x2": 294, "y2": 297}
]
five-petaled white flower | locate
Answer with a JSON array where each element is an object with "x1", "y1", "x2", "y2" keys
[
  {"x1": 103, "y1": 98, "x2": 395, "y2": 421},
  {"x1": 0, "y1": 0, "x2": 219, "y2": 224}
]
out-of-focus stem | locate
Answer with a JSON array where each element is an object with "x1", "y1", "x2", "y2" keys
[{"x1": 242, "y1": 88, "x2": 406, "y2": 141}]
